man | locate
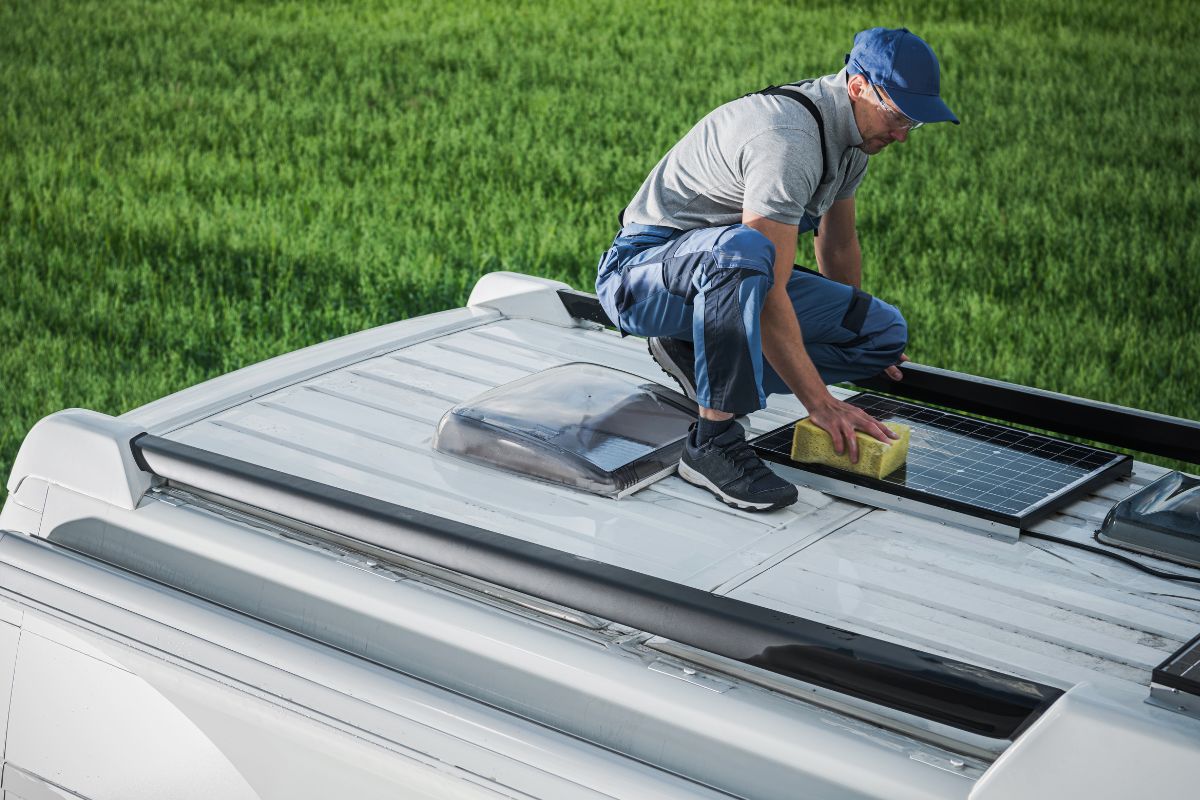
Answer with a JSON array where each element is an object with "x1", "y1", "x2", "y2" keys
[{"x1": 595, "y1": 27, "x2": 958, "y2": 512}]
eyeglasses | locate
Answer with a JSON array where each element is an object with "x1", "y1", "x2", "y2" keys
[{"x1": 868, "y1": 83, "x2": 923, "y2": 131}]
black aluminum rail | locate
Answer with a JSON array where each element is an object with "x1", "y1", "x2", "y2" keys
[
  {"x1": 853, "y1": 365, "x2": 1200, "y2": 464},
  {"x1": 132, "y1": 433, "x2": 1061, "y2": 740},
  {"x1": 556, "y1": 287, "x2": 1200, "y2": 464}
]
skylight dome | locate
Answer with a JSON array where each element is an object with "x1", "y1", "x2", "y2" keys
[
  {"x1": 433, "y1": 363, "x2": 696, "y2": 498},
  {"x1": 1099, "y1": 471, "x2": 1200, "y2": 568}
]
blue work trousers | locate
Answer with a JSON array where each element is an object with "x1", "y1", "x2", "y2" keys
[{"x1": 595, "y1": 222, "x2": 908, "y2": 415}]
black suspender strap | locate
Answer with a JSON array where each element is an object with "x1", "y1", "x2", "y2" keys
[{"x1": 753, "y1": 85, "x2": 830, "y2": 188}]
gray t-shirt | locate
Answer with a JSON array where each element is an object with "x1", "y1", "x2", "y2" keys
[{"x1": 623, "y1": 69, "x2": 868, "y2": 230}]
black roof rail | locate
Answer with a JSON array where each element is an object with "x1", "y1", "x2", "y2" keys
[
  {"x1": 132, "y1": 433, "x2": 1062, "y2": 741},
  {"x1": 852, "y1": 364, "x2": 1200, "y2": 465},
  {"x1": 555, "y1": 286, "x2": 1200, "y2": 464}
]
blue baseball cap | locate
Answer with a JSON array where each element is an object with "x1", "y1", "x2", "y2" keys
[{"x1": 846, "y1": 27, "x2": 959, "y2": 125}]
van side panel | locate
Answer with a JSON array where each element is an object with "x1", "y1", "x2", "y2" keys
[
  {"x1": 3, "y1": 618, "x2": 515, "y2": 800},
  {"x1": 5, "y1": 628, "x2": 259, "y2": 800},
  {"x1": 0, "y1": 618, "x2": 19, "y2": 760}
]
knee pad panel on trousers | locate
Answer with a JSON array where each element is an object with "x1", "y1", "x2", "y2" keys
[
  {"x1": 866, "y1": 298, "x2": 908, "y2": 363},
  {"x1": 694, "y1": 266, "x2": 772, "y2": 414},
  {"x1": 712, "y1": 225, "x2": 776, "y2": 284}
]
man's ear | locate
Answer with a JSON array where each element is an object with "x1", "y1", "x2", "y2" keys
[{"x1": 847, "y1": 73, "x2": 868, "y2": 99}]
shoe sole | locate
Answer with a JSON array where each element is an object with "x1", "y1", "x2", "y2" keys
[
  {"x1": 648, "y1": 339, "x2": 697, "y2": 401},
  {"x1": 677, "y1": 460, "x2": 792, "y2": 513}
]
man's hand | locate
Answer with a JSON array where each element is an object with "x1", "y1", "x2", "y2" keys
[
  {"x1": 883, "y1": 352, "x2": 910, "y2": 382},
  {"x1": 805, "y1": 396, "x2": 898, "y2": 463}
]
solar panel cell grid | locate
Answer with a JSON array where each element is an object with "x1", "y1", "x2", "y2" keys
[{"x1": 750, "y1": 393, "x2": 1132, "y2": 528}]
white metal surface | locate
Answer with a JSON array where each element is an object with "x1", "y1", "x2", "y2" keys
[
  {"x1": 5, "y1": 409, "x2": 151, "y2": 510},
  {"x1": 0, "y1": 525, "x2": 973, "y2": 800},
  {"x1": 0, "y1": 476, "x2": 46, "y2": 536},
  {"x1": 466, "y1": 270, "x2": 583, "y2": 327},
  {"x1": 2, "y1": 272, "x2": 1198, "y2": 798},
  {"x1": 0, "y1": 619, "x2": 18, "y2": 755},
  {"x1": 725, "y1": 502, "x2": 1200, "y2": 692},
  {"x1": 127, "y1": 306, "x2": 1200, "y2": 695},
  {"x1": 124, "y1": 305, "x2": 497, "y2": 434},
  {"x1": 142, "y1": 317, "x2": 862, "y2": 592},
  {"x1": 6, "y1": 628, "x2": 259, "y2": 800},
  {"x1": 969, "y1": 682, "x2": 1200, "y2": 798}
]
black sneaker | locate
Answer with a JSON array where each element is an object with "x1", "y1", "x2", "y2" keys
[
  {"x1": 648, "y1": 337, "x2": 697, "y2": 401},
  {"x1": 678, "y1": 424, "x2": 798, "y2": 512}
]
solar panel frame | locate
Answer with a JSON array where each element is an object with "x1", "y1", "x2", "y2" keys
[{"x1": 750, "y1": 393, "x2": 1133, "y2": 531}]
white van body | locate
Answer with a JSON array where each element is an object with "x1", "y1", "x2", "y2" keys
[{"x1": 1, "y1": 272, "x2": 1198, "y2": 800}]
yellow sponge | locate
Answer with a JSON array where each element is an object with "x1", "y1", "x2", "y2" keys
[{"x1": 790, "y1": 419, "x2": 911, "y2": 479}]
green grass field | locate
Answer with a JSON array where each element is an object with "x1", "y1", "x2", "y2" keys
[{"x1": 1, "y1": 0, "x2": 1197, "y2": 492}]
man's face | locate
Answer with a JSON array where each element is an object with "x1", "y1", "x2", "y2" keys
[{"x1": 850, "y1": 77, "x2": 918, "y2": 155}]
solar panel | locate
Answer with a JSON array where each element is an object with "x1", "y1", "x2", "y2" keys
[
  {"x1": 1152, "y1": 633, "x2": 1200, "y2": 721},
  {"x1": 750, "y1": 393, "x2": 1132, "y2": 539}
]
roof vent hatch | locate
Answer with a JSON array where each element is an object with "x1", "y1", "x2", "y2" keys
[
  {"x1": 1098, "y1": 471, "x2": 1200, "y2": 568},
  {"x1": 433, "y1": 363, "x2": 695, "y2": 498}
]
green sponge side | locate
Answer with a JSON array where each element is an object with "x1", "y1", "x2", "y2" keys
[{"x1": 790, "y1": 419, "x2": 911, "y2": 479}]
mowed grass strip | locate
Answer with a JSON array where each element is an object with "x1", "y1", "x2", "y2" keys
[{"x1": 1, "y1": 0, "x2": 1197, "y2": 490}]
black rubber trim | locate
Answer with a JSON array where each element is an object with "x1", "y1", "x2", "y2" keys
[
  {"x1": 558, "y1": 288, "x2": 616, "y2": 327},
  {"x1": 131, "y1": 432, "x2": 1062, "y2": 740},
  {"x1": 853, "y1": 364, "x2": 1200, "y2": 465},
  {"x1": 1024, "y1": 531, "x2": 1200, "y2": 585},
  {"x1": 549, "y1": 289, "x2": 1199, "y2": 463}
]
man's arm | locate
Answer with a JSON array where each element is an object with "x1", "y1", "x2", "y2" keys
[
  {"x1": 813, "y1": 197, "x2": 861, "y2": 288},
  {"x1": 742, "y1": 212, "x2": 895, "y2": 461},
  {"x1": 811, "y1": 197, "x2": 909, "y2": 381}
]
